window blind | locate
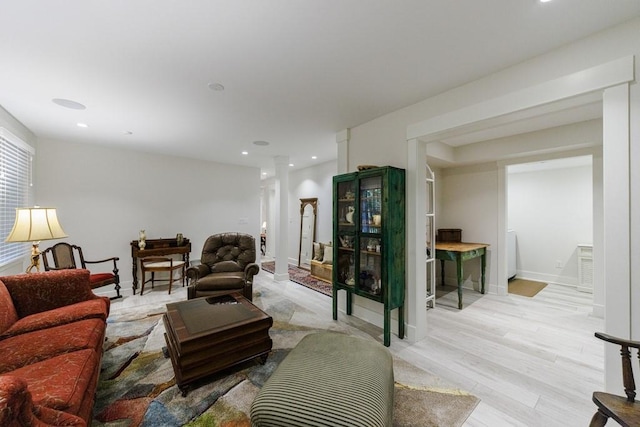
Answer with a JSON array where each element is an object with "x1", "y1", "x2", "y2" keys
[{"x1": 0, "y1": 128, "x2": 34, "y2": 267}]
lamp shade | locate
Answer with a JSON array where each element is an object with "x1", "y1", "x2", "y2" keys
[{"x1": 5, "y1": 207, "x2": 68, "y2": 242}]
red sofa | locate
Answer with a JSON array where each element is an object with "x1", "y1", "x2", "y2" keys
[{"x1": 0, "y1": 269, "x2": 110, "y2": 426}]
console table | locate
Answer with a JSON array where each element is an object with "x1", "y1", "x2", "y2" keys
[
  {"x1": 130, "y1": 238, "x2": 191, "y2": 294},
  {"x1": 436, "y1": 241, "x2": 489, "y2": 309}
]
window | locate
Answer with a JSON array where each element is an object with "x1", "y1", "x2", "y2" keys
[{"x1": 0, "y1": 128, "x2": 34, "y2": 267}]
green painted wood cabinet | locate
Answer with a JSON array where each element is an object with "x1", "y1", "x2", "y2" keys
[{"x1": 332, "y1": 166, "x2": 405, "y2": 346}]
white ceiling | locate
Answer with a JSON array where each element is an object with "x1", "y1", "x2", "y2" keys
[{"x1": 1, "y1": 1, "x2": 639, "y2": 177}]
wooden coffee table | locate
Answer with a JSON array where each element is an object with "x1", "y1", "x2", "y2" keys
[{"x1": 163, "y1": 292, "x2": 273, "y2": 396}]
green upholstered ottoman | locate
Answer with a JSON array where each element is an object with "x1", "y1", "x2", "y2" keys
[{"x1": 250, "y1": 332, "x2": 394, "y2": 427}]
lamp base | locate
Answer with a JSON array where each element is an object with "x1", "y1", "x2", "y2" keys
[{"x1": 26, "y1": 243, "x2": 41, "y2": 273}]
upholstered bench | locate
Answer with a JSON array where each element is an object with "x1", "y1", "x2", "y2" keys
[{"x1": 250, "y1": 332, "x2": 394, "y2": 427}]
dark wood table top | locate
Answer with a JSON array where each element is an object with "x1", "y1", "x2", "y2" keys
[{"x1": 165, "y1": 293, "x2": 271, "y2": 345}]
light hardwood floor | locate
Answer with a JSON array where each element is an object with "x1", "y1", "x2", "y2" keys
[{"x1": 108, "y1": 270, "x2": 603, "y2": 427}]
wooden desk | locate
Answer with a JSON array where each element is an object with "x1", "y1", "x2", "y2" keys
[
  {"x1": 436, "y1": 241, "x2": 489, "y2": 309},
  {"x1": 130, "y1": 238, "x2": 191, "y2": 294}
]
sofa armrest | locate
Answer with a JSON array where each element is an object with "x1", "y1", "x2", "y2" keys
[
  {"x1": 1, "y1": 270, "x2": 101, "y2": 318},
  {"x1": 0, "y1": 375, "x2": 86, "y2": 426}
]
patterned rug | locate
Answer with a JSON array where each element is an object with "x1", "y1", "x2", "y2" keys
[
  {"x1": 261, "y1": 261, "x2": 331, "y2": 297},
  {"x1": 92, "y1": 285, "x2": 480, "y2": 426}
]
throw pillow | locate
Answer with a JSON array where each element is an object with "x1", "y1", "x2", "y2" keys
[
  {"x1": 313, "y1": 242, "x2": 324, "y2": 261},
  {"x1": 322, "y1": 245, "x2": 333, "y2": 264}
]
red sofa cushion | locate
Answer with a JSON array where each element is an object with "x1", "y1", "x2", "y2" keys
[
  {"x1": 1, "y1": 270, "x2": 109, "y2": 318},
  {"x1": 0, "y1": 280, "x2": 18, "y2": 336},
  {"x1": 10, "y1": 349, "x2": 98, "y2": 416},
  {"x1": 0, "y1": 298, "x2": 108, "y2": 339},
  {"x1": 0, "y1": 375, "x2": 86, "y2": 427},
  {"x1": 0, "y1": 318, "x2": 105, "y2": 374}
]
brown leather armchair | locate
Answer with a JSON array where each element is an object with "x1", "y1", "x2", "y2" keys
[{"x1": 186, "y1": 233, "x2": 260, "y2": 301}]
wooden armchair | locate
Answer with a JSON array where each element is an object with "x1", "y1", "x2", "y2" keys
[
  {"x1": 41, "y1": 242, "x2": 121, "y2": 299},
  {"x1": 590, "y1": 332, "x2": 640, "y2": 427}
]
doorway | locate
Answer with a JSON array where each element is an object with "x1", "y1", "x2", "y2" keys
[{"x1": 506, "y1": 155, "x2": 594, "y2": 293}]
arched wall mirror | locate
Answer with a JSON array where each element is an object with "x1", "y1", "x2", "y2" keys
[{"x1": 298, "y1": 198, "x2": 318, "y2": 270}]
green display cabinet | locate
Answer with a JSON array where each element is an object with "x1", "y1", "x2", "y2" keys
[{"x1": 332, "y1": 166, "x2": 405, "y2": 346}]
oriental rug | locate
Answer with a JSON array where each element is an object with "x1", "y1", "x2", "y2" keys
[
  {"x1": 93, "y1": 285, "x2": 479, "y2": 427},
  {"x1": 261, "y1": 261, "x2": 331, "y2": 297}
]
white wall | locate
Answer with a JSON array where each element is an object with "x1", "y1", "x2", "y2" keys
[
  {"x1": 508, "y1": 162, "x2": 593, "y2": 286},
  {"x1": 437, "y1": 163, "x2": 499, "y2": 291},
  {"x1": 35, "y1": 138, "x2": 261, "y2": 296}
]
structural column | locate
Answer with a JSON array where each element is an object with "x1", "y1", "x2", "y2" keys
[
  {"x1": 406, "y1": 138, "x2": 427, "y2": 342},
  {"x1": 273, "y1": 155, "x2": 290, "y2": 282},
  {"x1": 336, "y1": 129, "x2": 350, "y2": 174}
]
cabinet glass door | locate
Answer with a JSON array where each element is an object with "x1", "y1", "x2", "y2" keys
[
  {"x1": 358, "y1": 175, "x2": 382, "y2": 296},
  {"x1": 360, "y1": 176, "x2": 382, "y2": 234},
  {"x1": 336, "y1": 180, "x2": 356, "y2": 287}
]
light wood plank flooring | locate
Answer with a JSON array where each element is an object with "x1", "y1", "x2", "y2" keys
[{"x1": 106, "y1": 272, "x2": 603, "y2": 427}]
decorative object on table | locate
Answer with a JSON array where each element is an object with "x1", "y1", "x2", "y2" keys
[
  {"x1": 138, "y1": 229, "x2": 146, "y2": 250},
  {"x1": 437, "y1": 228, "x2": 462, "y2": 242},
  {"x1": 41, "y1": 242, "x2": 122, "y2": 299},
  {"x1": 4, "y1": 206, "x2": 68, "y2": 273},
  {"x1": 176, "y1": 233, "x2": 184, "y2": 246}
]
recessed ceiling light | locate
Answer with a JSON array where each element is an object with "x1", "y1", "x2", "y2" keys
[
  {"x1": 253, "y1": 140, "x2": 270, "y2": 146},
  {"x1": 52, "y1": 98, "x2": 86, "y2": 110},
  {"x1": 242, "y1": 151, "x2": 248, "y2": 155},
  {"x1": 77, "y1": 123, "x2": 88, "y2": 128},
  {"x1": 311, "y1": 156, "x2": 317, "y2": 160},
  {"x1": 540, "y1": 0, "x2": 552, "y2": 2},
  {"x1": 289, "y1": 163, "x2": 294, "y2": 167},
  {"x1": 208, "y1": 82, "x2": 225, "y2": 91},
  {"x1": 262, "y1": 172, "x2": 267, "y2": 176}
]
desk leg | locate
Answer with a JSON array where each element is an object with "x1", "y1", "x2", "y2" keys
[
  {"x1": 456, "y1": 256, "x2": 463, "y2": 310},
  {"x1": 132, "y1": 258, "x2": 138, "y2": 295},
  {"x1": 440, "y1": 259, "x2": 445, "y2": 287},
  {"x1": 481, "y1": 252, "x2": 486, "y2": 294},
  {"x1": 332, "y1": 287, "x2": 338, "y2": 320}
]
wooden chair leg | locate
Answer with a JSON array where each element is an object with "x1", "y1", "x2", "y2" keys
[
  {"x1": 589, "y1": 409, "x2": 609, "y2": 427},
  {"x1": 140, "y1": 270, "x2": 146, "y2": 295},
  {"x1": 168, "y1": 273, "x2": 173, "y2": 294}
]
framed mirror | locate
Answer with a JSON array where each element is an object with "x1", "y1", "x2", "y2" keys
[{"x1": 298, "y1": 198, "x2": 318, "y2": 270}]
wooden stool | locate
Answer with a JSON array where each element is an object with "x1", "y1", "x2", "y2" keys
[{"x1": 140, "y1": 257, "x2": 186, "y2": 295}]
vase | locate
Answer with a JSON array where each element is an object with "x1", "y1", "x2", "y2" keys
[{"x1": 139, "y1": 230, "x2": 146, "y2": 250}]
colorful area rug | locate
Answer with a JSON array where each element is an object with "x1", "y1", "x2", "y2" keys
[
  {"x1": 508, "y1": 278, "x2": 548, "y2": 297},
  {"x1": 261, "y1": 261, "x2": 331, "y2": 297},
  {"x1": 93, "y1": 285, "x2": 479, "y2": 426}
]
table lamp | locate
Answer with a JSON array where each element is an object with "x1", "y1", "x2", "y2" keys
[{"x1": 5, "y1": 207, "x2": 68, "y2": 273}]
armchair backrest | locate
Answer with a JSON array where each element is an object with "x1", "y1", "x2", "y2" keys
[
  {"x1": 42, "y1": 242, "x2": 87, "y2": 270},
  {"x1": 201, "y1": 233, "x2": 256, "y2": 270}
]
